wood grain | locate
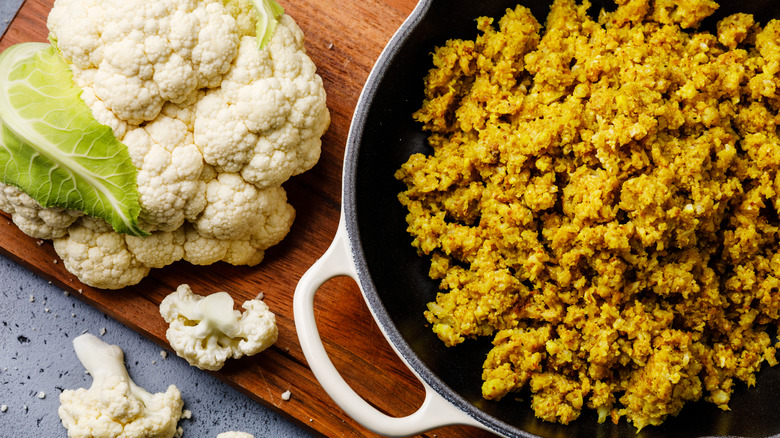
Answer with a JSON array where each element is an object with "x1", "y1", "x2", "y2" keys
[{"x1": 0, "y1": 0, "x2": 496, "y2": 437}]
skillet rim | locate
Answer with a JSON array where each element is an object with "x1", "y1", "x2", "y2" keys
[{"x1": 340, "y1": 1, "x2": 525, "y2": 436}]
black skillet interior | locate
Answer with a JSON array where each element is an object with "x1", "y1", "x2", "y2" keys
[{"x1": 345, "y1": 1, "x2": 780, "y2": 437}]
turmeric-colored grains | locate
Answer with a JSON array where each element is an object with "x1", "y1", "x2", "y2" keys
[{"x1": 395, "y1": 0, "x2": 780, "y2": 430}]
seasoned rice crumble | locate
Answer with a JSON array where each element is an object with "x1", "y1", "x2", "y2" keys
[{"x1": 396, "y1": 0, "x2": 780, "y2": 430}]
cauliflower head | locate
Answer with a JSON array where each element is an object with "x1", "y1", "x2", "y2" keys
[
  {"x1": 160, "y1": 284, "x2": 278, "y2": 371},
  {"x1": 0, "y1": 0, "x2": 330, "y2": 289},
  {"x1": 59, "y1": 333, "x2": 185, "y2": 438}
]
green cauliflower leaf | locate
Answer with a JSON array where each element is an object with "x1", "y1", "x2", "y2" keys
[{"x1": 0, "y1": 42, "x2": 146, "y2": 237}]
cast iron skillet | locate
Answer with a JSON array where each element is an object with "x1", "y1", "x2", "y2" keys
[{"x1": 295, "y1": 1, "x2": 780, "y2": 437}]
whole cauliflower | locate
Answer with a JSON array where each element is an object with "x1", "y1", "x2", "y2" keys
[
  {"x1": 0, "y1": 0, "x2": 330, "y2": 289},
  {"x1": 59, "y1": 333, "x2": 185, "y2": 438},
  {"x1": 160, "y1": 284, "x2": 278, "y2": 371}
]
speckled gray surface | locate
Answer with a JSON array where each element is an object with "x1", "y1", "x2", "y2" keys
[
  {"x1": 0, "y1": 0, "x2": 24, "y2": 32},
  {"x1": 0, "y1": 253, "x2": 313, "y2": 438},
  {"x1": 0, "y1": 3, "x2": 312, "y2": 438}
]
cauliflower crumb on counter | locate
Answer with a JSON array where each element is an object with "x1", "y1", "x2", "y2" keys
[
  {"x1": 159, "y1": 284, "x2": 278, "y2": 371},
  {"x1": 0, "y1": 0, "x2": 330, "y2": 290},
  {"x1": 216, "y1": 432, "x2": 255, "y2": 438},
  {"x1": 396, "y1": 0, "x2": 780, "y2": 431}
]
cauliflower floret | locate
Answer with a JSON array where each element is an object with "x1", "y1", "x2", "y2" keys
[
  {"x1": 194, "y1": 173, "x2": 264, "y2": 239},
  {"x1": 193, "y1": 172, "x2": 294, "y2": 240},
  {"x1": 183, "y1": 226, "x2": 265, "y2": 266},
  {"x1": 125, "y1": 228, "x2": 186, "y2": 269},
  {"x1": 222, "y1": 0, "x2": 262, "y2": 38},
  {"x1": 52, "y1": 217, "x2": 151, "y2": 289},
  {"x1": 176, "y1": 173, "x2": 294, "y2": 266},
  {"x1": 122, "y1": 115, "x2": 206, "y2": 232},
  {"x1": 193, "y1": 16, "x2": 330, "y2": 189},
  {"x1": 247, "y1": 185, "x2": 297, "y2": 250},
  {"x1": 0, "y1": 183, "x2": 83, "y2": 239},
  {"x1": 47, "y1": 0, "x2": 240, "y2": 124},
  {"x1": 59, "y1": 333, "x2": 184, "y2": 438},
  {"x1": 182, "y1": 173, "x2": 295, "y2": 265},
  {"x1": 160, "y1": 284, "x2": 278, "y2": 371}
]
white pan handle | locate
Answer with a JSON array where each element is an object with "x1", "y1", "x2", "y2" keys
[{"x1": 293, "y1": 219, "x2": 486, "y2": 437}]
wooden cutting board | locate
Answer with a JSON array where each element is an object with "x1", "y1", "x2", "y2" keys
[{"x1": 0, "y1": 0, "x2": 497, "y2": 437}]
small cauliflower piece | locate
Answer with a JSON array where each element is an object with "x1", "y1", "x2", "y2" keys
[
  {"x1": 160, "y1": 284, "x2": 278, "y2": 371},
  {"x1": 216, "y1": 432, "x2": 255, "y2": 438},
  {"x1": 58, "y1": 333, "x2": 185, "y2": 438}
]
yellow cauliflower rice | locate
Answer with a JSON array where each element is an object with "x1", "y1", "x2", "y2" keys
[{"x1": 395, "y1": 0, "x2": 780, "y2": 430}]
